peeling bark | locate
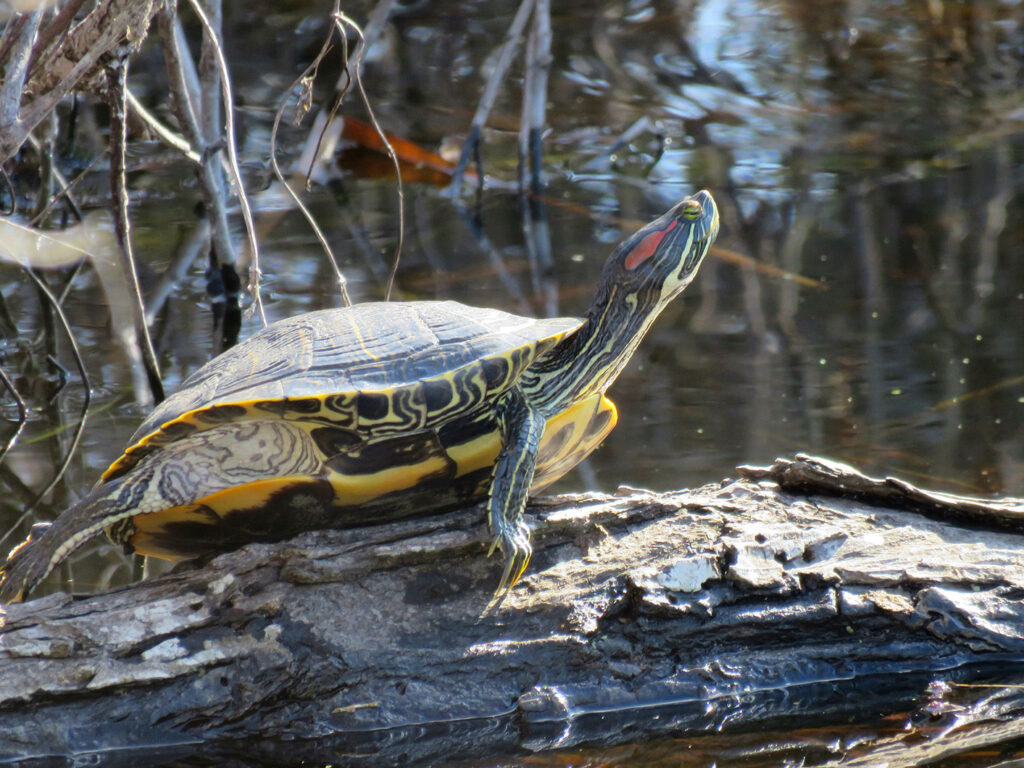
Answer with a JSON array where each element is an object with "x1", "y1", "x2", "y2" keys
[
  {"x1": 1, "y1": 457, "x2": 1023, "y2": 765},
  {"x1": 1, "y1": 0, "x2": 162, "y2": 163}
]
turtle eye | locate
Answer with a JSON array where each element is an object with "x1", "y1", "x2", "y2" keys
[{"x1": 682, "y1": 201, "x2": 702, "y2": 221}]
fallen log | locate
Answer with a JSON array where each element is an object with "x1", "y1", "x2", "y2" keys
[{"x1": 1, "y1": 455, "x2": 1023, "y2": 766}]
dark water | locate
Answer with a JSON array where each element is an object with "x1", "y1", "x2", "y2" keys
[{"x1": 1, "y1": 0, "x2": 1023, "y2": 765}]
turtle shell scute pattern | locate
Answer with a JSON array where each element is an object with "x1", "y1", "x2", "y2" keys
[{"x1": 103, "y1": 302, "x2": 581, "y2": 483}]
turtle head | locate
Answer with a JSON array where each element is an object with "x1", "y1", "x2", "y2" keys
[
  {"x1": 521, "y1": 190, "x2": 719, "y2": 410},
  {"x1": 604, "y1": 189, "x2": 719, "y2": 306}
]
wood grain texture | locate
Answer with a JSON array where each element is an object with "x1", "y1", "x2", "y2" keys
[{"x1": 2, "y1": 457, "x2": 1022, "y2": 765}]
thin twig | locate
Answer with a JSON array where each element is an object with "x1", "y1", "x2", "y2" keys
[
  {"x1": 0, "y1": 266, "x2": 92, "y2": 550},
  {"x1": 269, "y1": 20, "x2": 352, "y2": 307},
  {"x1": 185, "y1": 0, "x2": 265, "y2": 325},
  {"x1": 0, "y1": 365, "x2": 27, "y2": 466},
  {"x1": 301, "y1": 0, "x2": 390, "y2": 185},
  {"x1": 125, "y1": 90, "x2": 201, "y2": 163},
  {"x1": 334, "y1": 10, "x2": 405, "y2": 300},
  {"x1": 105, "y1": 49, "x2": 165, "y2": 404},
  {"x1": 302, "y1": 73, "x2": 349, "y2": 187},
  {"x1": 26, "y1": 132, "x2": 91, "y2": 226}
]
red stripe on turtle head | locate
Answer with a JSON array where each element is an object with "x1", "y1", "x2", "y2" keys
[{"x1": 624, "y1": 220, "x2": 678, "y2": 271}]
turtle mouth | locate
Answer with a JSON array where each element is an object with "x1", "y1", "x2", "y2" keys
[
  {"x1": 664, "y1": 191, "x2": 718, "y2": 284},
  {"x1": 703, "y1": 212, "x2": 720, "y2": 244},
  {"x1": 691, "y1": 189, "x2": 719, "y2": 240}
]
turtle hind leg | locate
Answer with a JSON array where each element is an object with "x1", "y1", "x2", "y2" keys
[
  {"x1": 0, "y1": 476, "x2": 140, "y2": 604},
  {"x1": 0, "y1": 512, "x2": 109, "y2": 604},
  {"x1": 487, "y1": 388, "x2": 545, "y2": 598},
  {"x1": 0, "y1": 522, "x2": 57, "y2": 604}
]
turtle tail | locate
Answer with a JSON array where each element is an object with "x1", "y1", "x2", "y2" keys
[{"x1": 0, "y1": 479, "x2": 135, "y2": 604}]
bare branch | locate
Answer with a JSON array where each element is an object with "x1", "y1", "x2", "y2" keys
[
  {"x1": 1, "y1": 0, "x2": 162, "y2": 163},
  {"x1": 333, "y1": 8, "x2": 405, "y2": 301},
  {"x1": 0, "y1": 10, "x2": 42, "y2": 133},
  {"x1": 185, "y1": 0, "x2": 264, "y2": 325},
  {"x1": 269, "y1": 16, "x2": 351, "y2": 307},
  {"x1": 156, "y1": 8, "x2": 234, "y2": 278},
  {"x1": 28, "y1": 0, "x2": 88, "y2": 70},
  {"x1": 197, "y1": 0, "x2": 221, "y2": 149},
  {"x1": 105, "y1": 50, "x2": 164, "y2": 404}
]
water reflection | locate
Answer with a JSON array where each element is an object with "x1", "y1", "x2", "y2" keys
[{"x1": 444, "y1": 664, "x2": 1024, "y2": 767}]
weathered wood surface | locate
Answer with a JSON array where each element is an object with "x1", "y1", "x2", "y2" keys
[
  {"x1": 0, "y1": 0, "x2": 163, "y2": 164},
  {"x1": 1, "y1": 455, "x2": 1023, "y2": 766}
]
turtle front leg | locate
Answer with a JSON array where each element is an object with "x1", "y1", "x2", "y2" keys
[{"x1": 488, "y1": 387, "x2": 545, "y2": 597}]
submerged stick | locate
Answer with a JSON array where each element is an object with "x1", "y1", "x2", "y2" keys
[
  {"x1": 450, "y1": 0, "x2": 536, "y2": 196},
  {"x1": 518, "y1": 0, "x2": 550, "y2": 196}
]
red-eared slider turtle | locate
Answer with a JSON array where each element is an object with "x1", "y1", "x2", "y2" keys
[{"x1": 0, "y1": 190, "x2": 719, "y2": 603}]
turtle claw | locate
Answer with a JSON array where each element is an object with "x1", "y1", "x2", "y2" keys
[
  {"x1": 0, "y1": 524, "x2": 53, "y2": 605},
  {"x1": 488, "y1": 521, "x2": 532, "y2": 599}
]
